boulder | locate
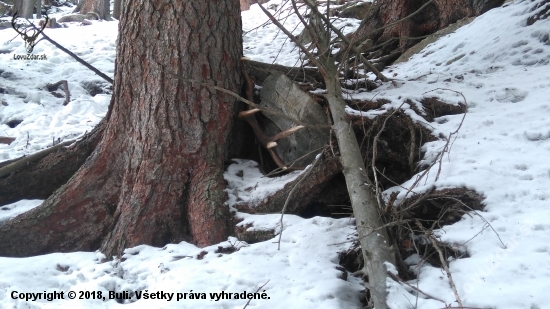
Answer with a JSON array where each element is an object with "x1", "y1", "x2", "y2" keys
[
  {"x1": 58, "y1": 12, "x2": 98, "y2": 23},
  {"x1": 260, "y1": 72, "x2": 329, "y2": 168}
]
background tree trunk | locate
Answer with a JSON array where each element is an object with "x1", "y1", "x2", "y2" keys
[
  {"x1": 113, "y1": 0, "x2": 121, "y2": 19},
  {"x1": 13, "y1": 0, "x2": 23, "y2": 17},
  {"x1": 17, "y1": 0, "x2": 35, "y2": 18},
  {"x1": 351, "y1": 0, "x2": 504, "y2": 52},
  {"x1": 35, "y1": 0, "x2": 40, "y2": 18},
  {"x1": 0, "y1": 0, "x2": 242, "y2": 258}
]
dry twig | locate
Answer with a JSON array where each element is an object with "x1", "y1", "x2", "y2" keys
[{"x1": 277, "y1": 149, "x2": 325, "y2": 250}]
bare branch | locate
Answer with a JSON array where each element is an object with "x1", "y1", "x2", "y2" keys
[
  {"x1": 242, "y1": 280, "x2": 270, "y2": 309},
  {"x1": 416, "y1": 221, "x2": 463, "y2": 308},
  {"x1": 302, "y1": 1, "x2": 388, "y2": 81},
  {"x1": 27, "y1": 22, "x2": 114, "y2": 84},
  {"x1": 277, "y1": 149, "x2": 325, "y2": 249},
  {"x1": 257, "y1": 2, "x2": 327, "y2": 75}
]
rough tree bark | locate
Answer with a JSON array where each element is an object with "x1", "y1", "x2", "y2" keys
[
  {"x1": 0, "y1": 0, "x2": 242, "y2": 258},
  {"x1": 72, "y1": 0, "x2": 110, "y2": 20},
  {"x1": 349, "y1": 0, "x2": 504, "y2": 52}
]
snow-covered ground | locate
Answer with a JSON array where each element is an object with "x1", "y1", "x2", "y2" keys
[{"x1": 1, "y1": 0, "x2": 549, "y2": 308}]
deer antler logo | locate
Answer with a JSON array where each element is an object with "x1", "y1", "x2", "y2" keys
[{"x1": 11, "y1": 11, "x2": 49, "y2": 54}]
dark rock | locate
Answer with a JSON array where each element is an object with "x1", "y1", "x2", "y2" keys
[
  {"x1": 58, "y1": 12, "x2": 98, "y2": 23},
  {"x1": 235, "y1": 224, "x2": 274, "y2": 244},
  {"x1": 80, "y1": 80, "x2": 107, "y2": 96}
]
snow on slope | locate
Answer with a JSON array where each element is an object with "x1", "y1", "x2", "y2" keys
[
  {"x1": 0, "y1": 17, "x2": 114, "y2": 162},
  {"x1": 1, "y1": 0, "x2": 549, "y2": 308},
  {"x1": 365, "y1": 1, "x2": 550, "y2": 308},
  {"x1": 0, "y1": 217, "x2": 362, "y2": 309}
]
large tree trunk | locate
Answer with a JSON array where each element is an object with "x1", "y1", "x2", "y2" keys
[
  {"x1": 350, "y1": 0, "x2": 504, "y2": 52},
  {"x1": 0, "y1": 0, "x2": 242, "y2": 258},
  {"x1": 72, "y1": 0, "x2": 110, "y2": 20}
]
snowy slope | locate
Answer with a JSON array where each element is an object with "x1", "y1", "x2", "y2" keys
[
  {"x1": 1, "y1": 0, "x2": 549, "y2": 308},
  {"x1": 0, "y1": 17, "x2": 114, "y2": 161},
  {"x1": 370, "y1": 1, "x2": 550, "y2": 308}
]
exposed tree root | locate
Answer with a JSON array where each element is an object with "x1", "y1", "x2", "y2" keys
[
  {"x1": 402, "y1": 187, "x2": 484, "y2": 228},
  {"x1": 0, "y1": 119, "x2": 106, "y2": 206},
  {"x1": 356, "y1": 109, "x2": 436, "y2": 188},
  {"x1": 388, "y1": 187, "x2": 484, "y2": 270},
  {"x1": 408, "y1": 97, "x2": 467, "y2": 122},
  {"x1": 233, "y1": 154, "x2": 342, "y2": 215}
]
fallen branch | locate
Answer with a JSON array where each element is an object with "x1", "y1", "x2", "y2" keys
[
  {"x1": 416, "y1": 221, "x2": 463, "y2": 308},
  {"x1": 27, "y1": 21, "x2": 114, "y2": 84},
  {"x1": 46, "y1": 80, "x2": 70, "y2": 105},
  {"x1": 267, "y1": 2, "x2": 397, "y2": 308},
  {"x1": 387, "y1": 271, "x2": 445, "y2": 304},
  {"x1": 242, "y1": 280, "x2": 270, "y2": 309}
]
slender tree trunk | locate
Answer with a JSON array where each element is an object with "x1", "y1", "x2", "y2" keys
[
  {"x1": 0, "y1": 0, "x2": 242, "y2": 258},
  {"x1": 113, "y1": 0, "x2": 121, "y2": 19},
  {"x1": 36, "y1": 0, "x2": 41, "y2": 19},
  {"x1": 19, "y1": 0, "x2": 35, "y2": 18},
  {"x1": 324, "y1": 70, "x2": 396, "y2": 309},
  {"x1": 304, "y1": 3, "x2": 396, "y2": 308}
]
